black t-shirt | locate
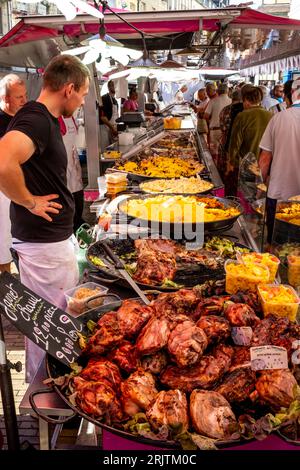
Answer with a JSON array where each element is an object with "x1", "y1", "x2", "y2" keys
[
  {"x1": 7, "y1": 101, "x2": 75, "y2": 243},
  {"x1": 0, "y1": 109, "x2": 12, "y2": 137}
]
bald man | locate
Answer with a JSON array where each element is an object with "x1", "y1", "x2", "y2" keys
[{"x1": 0, "y1": 74, "x2": 27, "y2": 272}]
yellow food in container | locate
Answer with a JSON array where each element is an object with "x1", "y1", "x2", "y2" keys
[
  {"x1": 139, "y1": 177, "x2": 213, "y2": 194},
  {"x1": 225, "y1": 259, "x2": 270, "y2": 294},
  {"x1": 258, "y1": 284, "x2": 300, "y2": 321},
  {"x1": 117, "y1": 156, "x2": 204, "y2": 179},
  {"x1": 287, "y1": 255, "x2": 300, "y2": 288},
  {"x1": 241, "y1": 252, "x2": 280, "y2": 283},
  {"x1": 123, "y1": 195, "x2": 240, "y2": 224},
  {"x1": 163, "y1": 116, "x2": 182, "y2": 129}
]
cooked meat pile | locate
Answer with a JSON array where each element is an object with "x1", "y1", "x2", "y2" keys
[
  {"x1": 70, "y1": 288, "x2": 300, "y2": 442},
  {"x1": 132, "y1": 239, "x2": 222, "y2": 286}
]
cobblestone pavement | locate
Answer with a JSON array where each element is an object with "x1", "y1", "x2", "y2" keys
[{"x1": 0, "y1": 316, "x2": 40, "y2": 450}]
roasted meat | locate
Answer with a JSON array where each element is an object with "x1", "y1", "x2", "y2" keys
[
  {"x1": 230, "y1": 291, "x2": 262, "y2": 314},
  {"x1": 108, "y1": 341, "x2": 138, "y2": 374},
  {"x1": 80, "y1": 359, "x2": 122, "y2": 392},
  {"x1": 153, "y1": 289, "x2": 200, "y2": 319},
  {"x1": 146, "y1": 390, "x2": 189, "y2": 432},
  {"x1": 224, "y1": 303, "x2": 260, "y2": 327},
  {"x1": 84, "y1": 311, "x2": 123, "y2": 356},
  {"x1": 230, "y1": 346, "x2": 251, "y2": 371},
  {"x1": 196, "y1": 315, "x2": 231, "y2": 345},
  {"x1": 117, "y1": 299, "x2": 153, "y2": 338},
  {"x1": 255, "y1": 369, "x2": 297, "y2": 409},
  {"x1": 133, "y1": 239, "x2": 177, "y2": 285},
  {"x1": 251, "y1": 315, "x2": 297, "y2": 357},
  {"x1": 72, "y1": 376, "x2": 123, "y2": 422},
  {"x1": 136, "y1": 316, "x2": 171, "y2": 356},
  {"x1": 141, "y1": 351, "x2": 168, "y2": 375},
  {"x1": 160, "y1": 344, "x2": 234, "y2": 392},
  {"x1": 167, "y1": 320, "x2": 208, "y2": 367},
  {"x1": 121, "y1": 368, "x2": 158, "y2": 417},
  {"x1": 192, "y1": 296, "x2": 229, "y2": 321},
  {"x1": 216, "y1": 368, "x2": 256, "y2": 403},
  {"x1": 190, "y1": 390, "x2": 237, "y2": 439}
]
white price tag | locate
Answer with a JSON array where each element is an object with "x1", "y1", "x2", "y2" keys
[
  {"x1": 231, "y1": 327, "x2": 253, "y2": 346},
  {"x1": 250, "y1": 345, "x2": 288, "y2": 371}
]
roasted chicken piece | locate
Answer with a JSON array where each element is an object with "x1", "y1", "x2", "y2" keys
[
  {"x1": 160, "y1": 344, "x2": 234, "y2": 392},
  {"x1": 153, "y1": 289, "x2": 200, "y2": 319},
  {"x1": 167, "y1": 320, "x2": 208, "y2": 367},
  {"x1": 196, "y1": 315, "x2": 231, "y2": 345},
  {"x1": 136, "y1": 316, "x2": 171, "y2": 356},
  {"x1": 254, "y1": 369, "x2": 297, "y2": 409},
  {"x1": 80, "y1": 359, "x2": 122, "y2": 392},
  {"x1": 72, "y1": 376, "x2": 123, "y2": 422},
  {"x1": 133, "y1": 252, "x2": 177, "y2": 286},
  {"x1": 224, "y1": 303, "x2": 260, "y2": 327},
  {"x1": 146, "y1": 390, "x2": 189, "y2": 432},
  {"x1": 216, "y1": 368, "x2": 256, "y2": 403},
  {"x1": 190, "y1": 390, "x2": 237, "y2": 439},
  {"x1": 121, "y1": 368, "x2": 158, "y2": 417},
  {"x1": 84, "y1": 311, "x2": 123, "y2": 356},
  {"x1": 108, "y1": 341, "x2": 138, "y2": 374},
  {"x1": 141, "y1": 351, "x2": 168, "y2": 375},
  {"x1": 192, "y1": 296, "x2": 229, "y2": 321},
  {"x1": 116, "y1": 299, "x2": 153, "y2": 338}
]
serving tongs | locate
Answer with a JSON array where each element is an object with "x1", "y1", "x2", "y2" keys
[{"x1": 100, "y1": 241, "x2": 150, "y2": 305}]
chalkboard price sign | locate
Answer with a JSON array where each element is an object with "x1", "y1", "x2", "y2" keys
[{"x1": 0, "y1": 272, "x2": 85, "y2": 367}]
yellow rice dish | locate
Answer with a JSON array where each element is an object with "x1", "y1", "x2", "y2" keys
[
  {"x1": 139, "y1": 177, "x2": 214, "y2": 194},
  {"x1": 123, "y1": 195, "x2": 240, "y2": 223},
  {"x1": 116, "y1": 156, "x2": 204, "y2": 178},
  {"x1": 275, "y1": 203, "x2": 300, "y2": 226}
]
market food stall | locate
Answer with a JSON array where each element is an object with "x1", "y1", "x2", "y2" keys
[{"x1": 0, "y1": 6, "x2": 300, "y2": 452}]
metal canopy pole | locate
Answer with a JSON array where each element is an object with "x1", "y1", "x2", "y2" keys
[{"x1": 0, "y1": 314, "x2": 20, "y2": 450}]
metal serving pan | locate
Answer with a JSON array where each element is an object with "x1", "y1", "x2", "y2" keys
[{"x1": 118, "y1": 194, "x2": 243, "y2": 235}]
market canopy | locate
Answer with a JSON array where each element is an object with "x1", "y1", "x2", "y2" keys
[{"x1": 1, "y1": 7, "x2": 300, "y2": 68}]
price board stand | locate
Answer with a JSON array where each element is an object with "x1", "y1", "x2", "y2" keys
[{"x1": 0, "y1": 313, "x2": 20, "y2": 450}]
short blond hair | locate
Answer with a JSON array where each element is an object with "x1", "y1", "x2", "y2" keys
[{"x1": 43, "y1": 54, "x2": 90, "y2": 92}]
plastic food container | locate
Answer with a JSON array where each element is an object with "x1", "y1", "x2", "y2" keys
[
  {"x1": 242, "y1": 252, "x2": 280, "y2": 283},
  {"x1": 163, "y1": 116, "x2": 182, "y2": 129},
  {"x1": 288, "y1": 255, "x2": 300, "y2": 288},
  {"x1": 225, "y1": 259, "x2": 270, "y2": 294},
  {"x1": 64, "y1": 282, "x2": 108, "y2": 316},
  {"x1": 258, "y1": 284, "x2": 300, "y2": 322}
]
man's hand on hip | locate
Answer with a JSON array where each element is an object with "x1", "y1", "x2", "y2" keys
[{"x1": 28, "y1": 194, "x2": 62, "y2": 222}]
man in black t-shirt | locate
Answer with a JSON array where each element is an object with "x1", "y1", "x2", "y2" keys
[
  {"x1": 0, "y1": 74, "x2": 27, "y2": 273},
  {"x1": 0, "y1": 55, "x2": 90, "y2": 382}
]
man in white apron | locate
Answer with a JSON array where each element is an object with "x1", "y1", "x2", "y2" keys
[
  {"x1": 59, "y1": 115, "x2": 84, "y2": 231},
  {"x1": 99, "y1": 80, "x2": 119, "y2": 152}
]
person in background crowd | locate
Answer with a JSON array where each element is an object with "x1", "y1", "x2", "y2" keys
[
  {"x1": 271, "y1": 83, "x2": 284, "y2": 103},
  {"x1": 259, "y1": 85, "x2": 278, "y2": 111},
  {"x1": 205, "y1": 82, "x2": 217, "y2": 100},
  {"x1": 123, "y1": 88, "x2": 139, "y2": 112},
  {"x1": 190, "y1": 88, "x2": 210, "y2": 140},
  {"x1": 59, "y1": 115, "x2": 84, "y2": 232},
  {"x1": 218, "y1": 88, "x2": 242, "y2": 177},
  {"x1": 269, "y1": 79, "x2": 293, "y2": 114},
  {"x1": 99, "y1": 79, "x2": 118, "y2": 152},
  {"x1": 0, "y1": 74, "x2": 27, "y2": 273},
  {"x1": 174, "y1": 84, "x2": 188, "y2": 103},
  {"x1": 204, "y1": 83, "x2": 231, "y2": 162},
  {"x1": 259, "y1": 78, "x2": 300, "y2": 246},
  {"x1": 226, "y1": 86, "x2": 272, "y2": 197},
  {"x1": 0, "y1": 55, "x2": 90, "y2": 382}
]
